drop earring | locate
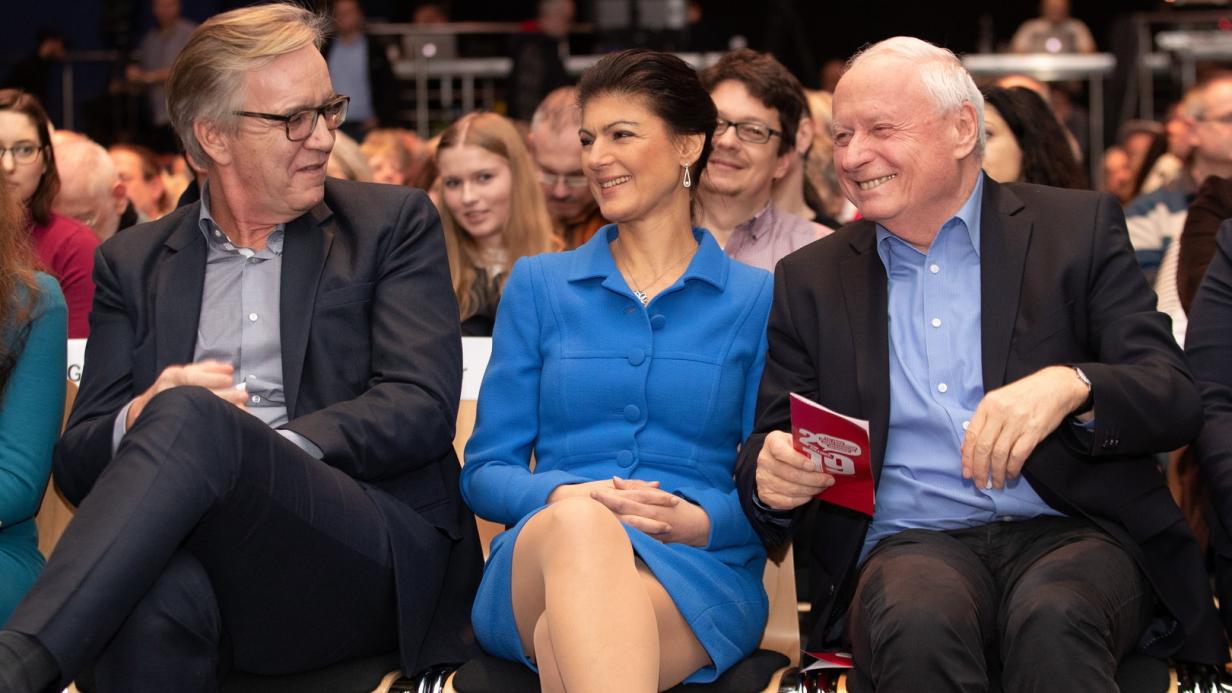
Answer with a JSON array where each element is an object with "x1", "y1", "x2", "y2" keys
[{"x1": 682, "y1": 164, "x2": 692, "y2": 188}]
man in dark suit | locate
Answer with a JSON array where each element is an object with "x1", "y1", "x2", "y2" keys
[
  {"x1": 0, "y1": 5, "x2": 481, "y2": 692},
  {"x1": 737, "y1": 36, "x2": 1226, "y2": 692}
]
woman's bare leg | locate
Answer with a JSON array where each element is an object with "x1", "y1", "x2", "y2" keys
[{"x1": 511, "y1": 496, "x2": 659, "y2": 692}]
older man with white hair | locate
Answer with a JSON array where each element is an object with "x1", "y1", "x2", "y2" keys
[
  {"x1": 737, "y1": 36, "x2": 1226, "y2": 691},
  {"x1": 52, "y1": 134, "x2": 127, "y2": 241},
  {"x1": 0, "y1": 4, "x2": 480, "y2": 692}
]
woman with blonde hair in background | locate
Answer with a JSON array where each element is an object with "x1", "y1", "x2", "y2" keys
[{"x1": 435, "y1": 111, "x2": 558, "y2": 335}]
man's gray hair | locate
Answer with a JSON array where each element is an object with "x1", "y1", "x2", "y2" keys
[
  {"x1": 167, "y1": 3, "x2": 329, "y2": 168},
  {"x1": 52, "y1": 134, "x2": 121, "y2": 239},
  {"x1": 847, "y1": 36, "x2": 986, "y2": 156},
  {"x1": 530, "y1": 86, "x2": 582, "y2": 134}
]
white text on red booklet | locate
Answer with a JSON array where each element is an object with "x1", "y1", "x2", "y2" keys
[{"x1": 788, "y1": 393, "x2": 875, "y2": 516}]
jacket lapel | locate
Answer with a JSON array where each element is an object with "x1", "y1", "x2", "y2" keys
[
  {"x1": 840, "y1": 222, "x2": 891, "y2": 483},
  {"x1": 280, "y1": 201, "x2": 334, "y2": 418},
  {"x1": 155, "y1": 211, "x2": 206, "y2": 369},
  {"x1": 979, "y1": 180, "x2": 1031, "y2": 392}
]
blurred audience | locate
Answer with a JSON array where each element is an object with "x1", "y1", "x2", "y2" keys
[
  {"x1": 126, "y1": 0, "x2": 197, "y2": 154},
  {"x1": 52, "y1": 133, "x2": 127, "y2": 242},
  {"x1": 696, "y1": 49, "x2": 830, "y2": 272},
  {"x1": 1102, "y1": 145, "x2": 1136, "y2": 205},
  {"x1": 507, "y1": 0, "x2": 574, "y2": 122},
  {"x1": 1010, "y1": 0, "x2": 1095, "y2": 54},
  {"x1": 3, "y1": 28, "x2": 65, "y2": 109},
  {"x1": 527, "y1": 86, "x2": 605, "y2": 249},
  {"x1": 325, "y1": 0, "x2": 396, "y2": 140},
  {"x1": 109, "y1": 143, "x2": 173, "y2": 223},
  {"x1": 0, "y1": 157, "x2": 65, "y2": 626},
  {"x1": 981, "y1": 86, "x2": 1086, "y2": 189},
  {"x1": 435, "y1": 112, "x2": 557, "y2": 335},
  {"x1": 327, "y1": 131, "x2": 373, "y2": 182},
  {"x1": 1139, "y1": 100, "x2": 1193, "y2": 196},
  {"x1": 360, "y1": 130, "x2": 413, "y2": 185},
  {"x1": 0, "y1": 90, "x2": 96, "y2": 339}
]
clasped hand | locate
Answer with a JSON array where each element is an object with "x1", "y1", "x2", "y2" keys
[
  {"x1": 548, "y1": 477, "x2": 711, "y2": 547},
  {"x1": 126, "y1": 360, "x2": 249, "y2": 428}
]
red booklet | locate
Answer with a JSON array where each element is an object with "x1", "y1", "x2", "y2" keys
[{"x1": 789, "y1": 393, "x2": 875, "y2": 516}]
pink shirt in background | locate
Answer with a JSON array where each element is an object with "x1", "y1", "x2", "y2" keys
[
  {"x1": 722, "y1": 203, "x2": 833, "y2": 272},
  {"x1": 30, "y1": 213, "x2": 98, "y2": 339}
]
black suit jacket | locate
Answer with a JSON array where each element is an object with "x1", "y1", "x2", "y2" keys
[
  {"x1": 736, "y1": 178, "x2": 1227, "y2": 664},
  {"x1": 55, "y1": 178, "x2": 482, "y2": 674}
]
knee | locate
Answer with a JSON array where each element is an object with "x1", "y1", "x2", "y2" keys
[
  {"x1": 114, "y1": 553, "x2": 220, "y2": 646},
  {"x1": 857, "y1": 579, "x2": 983, "y2": 651},
  {"x1": 141, "y1": 386, "x2": 230, "y2": 423},
  {"x1": 1004, "y1": 585, "x2": 1103, "y2": 644},
  {"x1": 533, "y1": 496, "x2": 628, "y2": 552}
]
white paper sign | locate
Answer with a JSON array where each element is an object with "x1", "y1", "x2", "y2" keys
[
  {"x1": 461, "y1": 337, "x2": 492, "y2": 401},
  {"x1": 66, "y1": 339, "x2": 87, "y2": 384}
]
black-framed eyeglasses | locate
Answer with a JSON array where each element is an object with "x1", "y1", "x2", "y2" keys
[
  {"x1": 0, "y1": 141, "x2": 44, "y2": 165},
  {"x1": 537, "y1": 170, "x2": 589, "y2": 189},
  {"x1": 714, "y1": 117, "x2": 782, "y2": 145},
  {"x1": 235, "y1": 95, "x2": 350, "y2": 141}
]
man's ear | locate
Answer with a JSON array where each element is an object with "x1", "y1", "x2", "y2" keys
[
  {"x1": 194, "y1": 119, "x2": 230, "y2": 167},
  {"x1": 795, "y1": 115, "x2": 814, "y2": 157},
  {"x1": 112, "y1": 181, "x2": 128, "y2": 215},
  {"x1": 953, "y1": 101, "x2": 980, "y2": 160}
]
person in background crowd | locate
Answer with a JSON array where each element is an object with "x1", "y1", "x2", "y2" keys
[
  {"x1": 109, "y1": 143, "x2": 173, "y2": 223},
  {"x1": 993, "y1": 74, "x2": 1085, "y2": 163},
  {"x1": 0, "y1": 6, "x2": 482, "y2": 691},
  {"x1": 0, "y1": 90, "x2": 96, "y2": 339},
  {"x1": 774, "y1": 89, "x2": 842, "y2": 229},
  {"x1": 126, "y1": 0, "x2": 197, "y2": 154},
  {"x1": 696, "y1": 49, "x2": 830, "y2": 273},
  {"x1": 3, "y1": 28, "x2": 65, "y2": 110},
  {"x1": 360, "y1": 130, "x2": 413, "y2": 186},
  {"x1": 462, "y1": 48, "x2": 772, "y2": 692},
  {"x1": 800, "y1": 89, "x2": 855, "y2": 225},
  {"x1": 739, "y1": 36, "x2": 1226, "y2": 692},
  {"x1": 1128, "y1": 74, "x2": 1232, "y2": 344},
  {"x1": 1102, "y1": 145, "x2": 1136, "y2": 205},
  {"x1": 326, "y1": 130, "x2": 373, "y2": 181},
  {"x1": 507, "y1": 0, "x2": 573, "y2": 122},
  {"x1": 528, "y1": 86, "x2": 605, "y2": 249},
  {"x1": 1139, "y1": 99, "x2": 1193, "y2": 196},
  {"x1": 981, "y1": 86, "x2": 1087, "y2": 189},
  {"x1": 52, "y1": 133, "x2": 128, "y2": 242},
  {"x1": 0, "y1": 165, "x2": 66, "y2": 626},
  {"x1": 436, "y1": 112, "x2": 556, "y2": 336},
  {"x1": 1010, "y1": 0, "x2": 1096, "y2": 54},
  {"x1": 325, "y1": 0, "x2": 396, "y2": 140}
]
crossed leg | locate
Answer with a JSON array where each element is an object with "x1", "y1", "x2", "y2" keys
[{"x1": 509, "y1": 496, "x2": 711, "y2": 693}]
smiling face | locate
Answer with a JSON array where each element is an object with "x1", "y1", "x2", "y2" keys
[
  {"x1": 702, "y1": 79, "x2": 789, "y2": 201},
  {"x1": 210, "y1": 43, "x2": 335, "y2": 225},
  {"x1": 832, "y1": 54, "x2": 980, "y2": 238},
  {"x1": 438, "y1": 143, "x2": 513, "y2": 246},
  {"x1": 0, "y1": 110, "x2": 46, "y2": 208},
  {"x1": 579, "y1": 92, "x2": 691, "y2": 225},
  {"x1": 981, "y1": 104, "x2": 1022, "y2": 183}
]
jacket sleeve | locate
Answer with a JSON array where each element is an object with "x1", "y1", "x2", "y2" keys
[
  {"x1": 459, "y1": 258, "x2": 589, "y2": 526},
  {"x1": 282, "y1": 189, "x2": 462, "y2": 480}
]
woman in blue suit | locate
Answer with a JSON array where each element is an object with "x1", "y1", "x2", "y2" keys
[
  {"x1": 0, "y1": 158, "x2": 66, "y2": 624},
  {"x1": 460, "y1": 49, "x2": 774, "y2": 692}
]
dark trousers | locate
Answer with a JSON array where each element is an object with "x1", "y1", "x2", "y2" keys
[
  {"x1": 846, "y1": 517, "x2": 1154, "y2": 693},
  {"x1": 5, "y1": 387, "x2": 400, "y2": 692}
]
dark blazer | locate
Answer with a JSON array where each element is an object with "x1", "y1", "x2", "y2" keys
[
  {"x1": 736, "y1": 177, "x2": 1227, "y2": 664},
  {"x1": 55, "y1": 178, "x2": 482, "y2": 674},
  {"x1": 1178, "y1": 176, "x2": 1232, "y2": 314}
]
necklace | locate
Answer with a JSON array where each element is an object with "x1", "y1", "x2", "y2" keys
[{"x1": 614, "y1": 238, "x2": 698, "y2": 306}]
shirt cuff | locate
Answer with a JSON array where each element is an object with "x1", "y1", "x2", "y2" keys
[
  {"x1": 751, "y1": 490, "x2": 794, "y2": 526},
  {"x1": 278, "y1": 429, "x2": 324, "y2": 459},
  {"x1": 111, "y1": 400, "x2": 135, "y2": 455}
]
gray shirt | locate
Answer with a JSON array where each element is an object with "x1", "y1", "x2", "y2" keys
[
  {"x1": 111, "y1": 184, "x2": 322, "y2": 458},
  {"x1": 138, "y1": 17, "x2": 197, "y2": 125}
]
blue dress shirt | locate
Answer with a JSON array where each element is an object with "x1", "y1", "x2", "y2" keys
[{"x1": 862, "y1": 176, "x2": 1062, "y2": 559}]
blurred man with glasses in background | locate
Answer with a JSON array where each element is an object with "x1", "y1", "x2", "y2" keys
[
  {"x1": 697, "y1": 49, "x2": 830, "y2": 272},
  {"x1": 0, "y1": 5, "x2": 480, "y2": 692},
  {"x1": 528, "y1": 86, "x2": 606, "y2": 249}
]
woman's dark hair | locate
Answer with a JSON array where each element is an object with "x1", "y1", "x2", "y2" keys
[
  {"x1": 577, "y1": 49, "x2": 717, "y2": 199},
  {"x1": 1130, "y1": 131, "x2": 1169, "y2": 201},
  {"x1": 982, "y1": 86, "x2": 1087, "y2": 190},
  {"x1": 0, "y1": 89, "x2": 59, "y2": 227}
]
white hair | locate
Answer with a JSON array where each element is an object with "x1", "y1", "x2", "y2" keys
[
  {"x1": 847, "y1": 36, "x2": 985, "y2": 156},
  {"x1": 52, "y1": 135, "x2": 121, "y2": 239}
]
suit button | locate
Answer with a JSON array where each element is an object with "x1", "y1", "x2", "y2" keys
[
  {"x1": 650, "y1": 314, "x2": 667, "y2": 330},
  {"x1": 624, "y1": 404, "x2": 640, "y2": 422},
  {"x1": 616, "y1": 450, "x2": 634, "y2": 467},
  {"x1": 628, "y1": 349, "x2": 646, "y2": 366}
]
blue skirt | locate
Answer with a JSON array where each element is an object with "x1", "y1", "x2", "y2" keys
[{"x1": 470, "y1": 504, "x2": 768, "y2": 684}]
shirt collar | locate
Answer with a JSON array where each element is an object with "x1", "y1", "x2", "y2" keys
[
  {"x1": 875, "y1": 174, "x2": 984, "y2": 260},
  {"x1": 568, "y1": 223, "x2": 729, "y2": 293},
  {"x1": 198, "y1": 181, "x2": 285, "y2": 256}
]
